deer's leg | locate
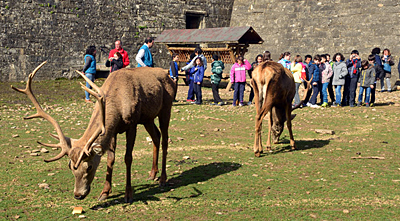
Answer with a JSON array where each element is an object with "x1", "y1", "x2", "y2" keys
[
  {"x1": 98, "y1": 136, "x2": 117, "y2": 201},
  {"x1": 266, "y1": 110, "x2": 273, "y2": 152},
  {"x1": 144, "y1": 122, "x2": 161, "y2": 181},
  {"x1": 124, "y1": 126, "x2": 137, "y2": 203},
  {"x1": 158, "y1": 109, "x2": 171, "y2": 186},
  {"x1": 286, "y1": 104, "x2": 296, "y2": 150},
  {"x1": 253, "y1": 87, "x2": 265, "y2": 157}
]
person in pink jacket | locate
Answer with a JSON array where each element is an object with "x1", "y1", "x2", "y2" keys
[{"x1": 230, "y1": 56, "x2": 251, "y2": 106}]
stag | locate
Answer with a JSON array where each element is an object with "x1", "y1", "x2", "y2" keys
[
  {"x1": 12, "y1": 61, "x2": 176, "y2": 203},
  {"x1": 251, "y1": 61, "x2": 310, "y2": 157}
]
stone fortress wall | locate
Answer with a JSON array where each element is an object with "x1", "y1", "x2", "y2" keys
[
  {"x1": 0, "y1": 0, "x2": 234, "y2": 81},
  {"x1": 2, "y1": 0, "x2": 400, "y2": 84}
]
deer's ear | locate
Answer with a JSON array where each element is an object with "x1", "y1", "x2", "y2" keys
[{"x1": 91, "y1": 143, "x2": 104, "y2": 156}]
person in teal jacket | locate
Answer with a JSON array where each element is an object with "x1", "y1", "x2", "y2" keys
[
  {"x1": 136, "y1": 37, "x2": 154, "y2": 67},
  {"x1": 210, "y1": 54, "x2": 225, "y2": 105},
  {"x1": 82, "y1": 46, "x2": 96, "y2": 103}
]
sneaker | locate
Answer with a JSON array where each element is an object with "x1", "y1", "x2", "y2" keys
[
  {"x1": 247, "y1": 101, "x2": 253, "y2": 106},
  {"x1": 350, "y1": 104, "x2": 355, "y2": 107},
  {"x1": 370, "y1": 103, "x2": 374, "y2": 107},
  {"x1": 195, "y1": 102, "x2": 202, "y2": 105},
  {"x1": 186, "y1": 99, "x2": 194, "y2": 102},
  {"x1": 310, "y1": 104, "x2": 320, "y2": 108},
  {"x1": 217, "y1": 102, "x2": 224, "y2": 106},
  {"x1": 210, "y1": 102, "x2": 217, "y2": 105},
  {"x1": 357, "y1": 102, "x2": 361, "y2": 107},
  {"x1": 239, "y1": 102, "x2": 244, "y2": 106},
  {"x1": 191, "y1": 100, "x2": 196, "y2": 104},
  {"x1": 85, "y1": 99, "x2": 93, "y2": 103},
  {"x1": 306, "y1": 102, "x2": 312, "y2": 107},
  {"x1": 331, "y1": 103, "x2": 337, "y2": 107},
  {"x1": 321, "y1": 102, "x2": 328, "y2": 107},
  {"x1": 366, "y1": 103, "x2": 370, "y2": 107}
]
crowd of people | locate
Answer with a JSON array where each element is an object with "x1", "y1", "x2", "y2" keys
[{"x1": 81, "y1": 40, "x2": 396, "y2": 108}]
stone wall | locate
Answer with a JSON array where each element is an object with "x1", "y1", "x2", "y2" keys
[
  {"x1": 231, "y1": 0, "x2": 400, "y2": 82},
  {"x1": 0, "y1": 0, "x2": 234, "y2": 81}
]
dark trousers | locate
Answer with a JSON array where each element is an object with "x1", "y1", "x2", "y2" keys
[
  {"x1": 233, "y1": 82, "x2": 245, "y2": 104},
  {"x1": 211, "y1": 83, "x2": 223, "y2": 103},
  {"x1": 328, "y1": 78, "x2": 335, "y2": 102},
  {"x1": 248, "y1": 86, "x2": 254, "y2": 103},
  {"x1": 370, "y1": 83, "x2": 376, "y2": 104},
  {"x1": 187, "y1": 78, "x2": 194, "y2": 100},
  {"x1": 193, "y1": 82, "x2": 202, "y2": 104},
  {"x1": 309, "y1": 83, "x2": 320, "y2": 105},
  {"x1": 348, "y1": 77, "x2": 358, "y2": 106},
  {"x1": 303, "y1": 80, "x2": 312, "y2": 105},
  {"x1": 342, "y1": 77, "x2": 350, "y2": 106}
]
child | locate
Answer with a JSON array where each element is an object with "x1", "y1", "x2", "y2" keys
[
  {"x1": 185, "y1": 53, "x2": 196, "y2": 102},
  {"x1": 319, "y1": 54, "x2": 333, "y2": 107},
  {"x1": 278, "y1": 52, "x2": 291, "y2": 70},
  {"x1": 210, "y1": 54, "x2": 225, "y2": 106},
  {"x1": 290, "y1": 55, "x2": 303, "y2": 107},
  {"x1": 169, "y1": 53, "x2": 179, "y2": 102},
  {"x1": 332, "y1": 53, "x2": 348, "y2": 107},
  {"x1": 230, "y1": 56, "x2": 251, "y2": 106},
  {"x1": 106, "y1": 51, "x2": 123, "y2": 73},
  {"x1": 381, "y1": 48, "x2": 394, "y2": 92},
  {"x1": 189, "y1": 57, "x2": 204, "y2": 105},
  {"x1": 169, "y1": 53, "x2": 179, "y2": 81},
  {"x1": 248, "y1": 54, "x2": 264, "y2": 105},
  {"x1": 345, "y1": 50, "x2": 361, "y2": 107},
  {"x1": 357, "y1": 60, "x2": 375, "y2": 107},
  {"x1": 307, "y1": 55, "x2": 321, "y2": 108},
  {"x1": 369, "y1": 54, "x2": 384, "y2": 106}
]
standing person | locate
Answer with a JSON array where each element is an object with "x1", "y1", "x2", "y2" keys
[
  {"x1": 303, "y1": 54, "x2": 313, "y2": 106},
  {"x1": 169, "y1": 53, "x2": 179, "y2": 102},
  {"x1": 263, "y1": 50, "x2": 273, "y2": 61},
  {"x1": 248, "y1": 54, "x2": 263, "y2": 105},
  {"x1": 189, "y1": 57, "x2": 205, "y2": 105},
  {"x1": 307, "y1": 55, "x2": 321, "y2": 108},
  {"x1": 230, "y1": 56, "x2": 251, "y2": 106},
  {"x1": 105, "y1": 51, "x2": 123, "y2": 73},
  {"x1": 357, "y1": 60, "x2": 376, "y2": 107},
  {"x1": 370, "y1": 54, "x2": 384, "y2": 106},
  {"x1": 136, "y1": 37, "x2": 154, "y2": 67},
  {"x1": 278, "y1": 52, "x2": 291, "y2": 70},
  {"x1": 210, "y1": 54, "x2": 225, "y2": 106},
  {"x1": 169, "y1": 53, "x2": 179, "y2": 81},
  {"x1": 82, "y1": 46, "x2": 97, "y2": 103},
  {"x1": 181, "y1": 47, "x2": 207, "y2": 71},
  {"x1": 371, "y1": 47, "x2": 382, "y2": 67},
  {"x1": 381, "y1": 48, "x2": 394, "y2": 92},
  {"x1": 345, "y1": 50, "x2": 361, "y2": 107},
  {"x1": 325, "y1": 53, "x2": 336, "y2": 104},
  {"x1": 185, "y1": 53, "x2": 196, "y2": 102},
  {"x1": 290, "y1": 55, "x2": 304, "y2": 107},
  {"x1": 108, "y1": 40, "x2": 130, "y2": 68},
  {"x1": 319, "y1": 54, "x2": 333, "y2": 107},
  {"x1": 332, "y1": 53, "x2": 348, "y2": 107}
]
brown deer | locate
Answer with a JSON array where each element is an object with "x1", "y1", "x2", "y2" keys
[
  {"x1": 12, "y1": 61, "x2": 176, "y2": 203},
  {"x1": 251, "y1": 61, "x2": 310, "y2": 157}
]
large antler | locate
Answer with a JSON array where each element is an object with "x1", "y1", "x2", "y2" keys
[
  {"x1": 73, "y1": 71, "x2": 106, "y2": 169},
  {"x1": 11, "y1": 61, "x2": 71, "y2": 162}
]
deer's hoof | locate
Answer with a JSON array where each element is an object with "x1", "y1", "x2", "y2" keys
[
  {"x1": 98, "y1": 193, "x2": 109, "y2": 201},
  {"x1": 255, "y1": 152, "x2": 261, "y2": 157}
]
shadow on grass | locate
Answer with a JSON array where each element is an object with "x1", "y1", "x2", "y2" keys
[
  {"x1": 90, "y1": 162, "x2": 241, "y2": 208},
  {"x1": 259, "y1": 137, "x2": 330, "y2": 156}
]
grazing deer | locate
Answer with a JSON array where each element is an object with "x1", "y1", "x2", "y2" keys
[
  {"x1": 251, "y1": 61, "x2": 310, "y2": 157},
  {"x1": 12, "y1": 61, "x2": 176, "y2": 203}
]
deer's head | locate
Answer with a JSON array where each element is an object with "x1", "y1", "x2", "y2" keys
[{"x1": 12, "y1": 62, "x2": 105, "y2": 200}]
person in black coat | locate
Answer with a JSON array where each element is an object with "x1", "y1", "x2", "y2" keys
[{"x1": 106, "y1": 51, "x2": 124, "y2": 73}]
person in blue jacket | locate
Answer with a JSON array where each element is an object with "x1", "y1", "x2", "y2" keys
[
  {"x1": 82, "y1": 46, "x2": 96, "y2": 103},
  {"x1": 189, "y1": 57, "x2": 205, "y2": 105},
  {"x1": 307, "y1": 55, "x2": 321, "y2": 108}
]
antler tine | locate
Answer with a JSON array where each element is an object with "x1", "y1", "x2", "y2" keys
[
  {"x1": 73, "y1": 70, "x2": 106, "y2": 169},
  {"x1": 11, "y1": 61, "x2": 70, "y2": 162},
  {"x1": 37, "y1": 141, "x2": 61, "y2": 148}
]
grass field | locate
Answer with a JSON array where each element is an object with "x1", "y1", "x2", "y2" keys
[{"x1": 1, "y1": 76, "x2": 400, "y2": 220}]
